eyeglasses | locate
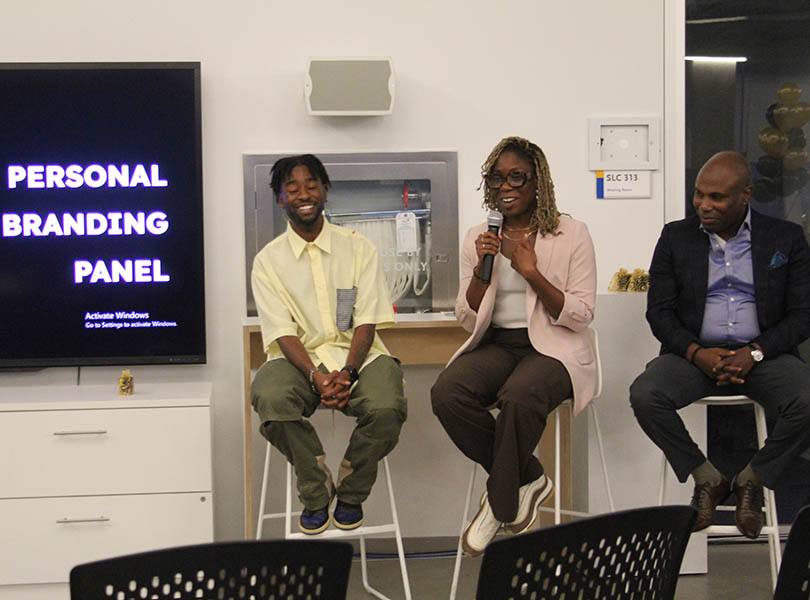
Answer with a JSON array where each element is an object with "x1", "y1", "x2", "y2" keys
[{"x1": 485, "y1": 171, "x2": 532, "y2": 189}]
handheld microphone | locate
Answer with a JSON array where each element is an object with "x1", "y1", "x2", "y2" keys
[{"x1": 479, "y1": 210, "x2": 503, "y2": 284}]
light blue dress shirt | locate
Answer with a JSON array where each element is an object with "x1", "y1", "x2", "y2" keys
[{"x1": 699, "y1": 207, "x2": 761, "y2": 346}]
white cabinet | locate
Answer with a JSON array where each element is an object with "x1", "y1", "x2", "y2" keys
[{"x1": 0, "y1": 383, "x2": 213, "y2": 595}]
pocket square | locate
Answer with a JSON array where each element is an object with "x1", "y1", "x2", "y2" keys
[{"x1": 769, "y1": 251, "x2": 788, "y2": 269}]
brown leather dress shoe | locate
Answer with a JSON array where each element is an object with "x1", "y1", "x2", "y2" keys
[
  {"x1": 690, "y1": 478, "x2": 730, "y2": 531},
  {"x1": 733, "y1": 480, "x2": 764, "y2": 539}
]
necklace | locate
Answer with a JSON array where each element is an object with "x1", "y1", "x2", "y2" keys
[
  {"x1": 502, "y1": 230, "x2": 534, "y2": 242},
  {"x1": 503, "y1": 225, "x2": 532, "y2": 232}
]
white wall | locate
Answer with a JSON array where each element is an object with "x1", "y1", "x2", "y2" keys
[{"x1": 0, "y1": 0, "x2": 667, "y2": 541}]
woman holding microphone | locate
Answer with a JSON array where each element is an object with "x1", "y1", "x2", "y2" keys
[{"x1": 431, "y1": 136, "x2": 597, "y2": 556}]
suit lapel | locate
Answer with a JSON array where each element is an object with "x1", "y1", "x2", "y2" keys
[
  {"x1": 686, "y1": 220, "x2": 710, "y2": 322},
  {"x1": 750, "y1": 210, "x2": 772, "y2": 302},
  {"x1": 534, "y1": 231, "x2": 555, "y2": 277}
]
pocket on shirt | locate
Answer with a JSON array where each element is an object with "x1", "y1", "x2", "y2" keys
[
  {"x1": 574, "y1": 345, "x2": 594, "y2": 365},
  {"x1": 336, "y1": 287, "x2": 357, "y2": 331}
]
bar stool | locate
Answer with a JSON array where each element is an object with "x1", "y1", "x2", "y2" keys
[
  {"x1": 449, "y1": 327, "x2": 614, "y2": 600},
  {"x1": 256, "y1": 441, "x2": 412, "y2": 600},
  {"x1": 657, "y1": 394, "x2": 782, "y2": 589}
]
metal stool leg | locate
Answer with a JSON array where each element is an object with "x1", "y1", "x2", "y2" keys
[
  {"x1": 589, "y1": 402, "x2": 615, "y2": 511},
  {"x1": 285, "y1": 460, "x2": 294, "y2": 538},
  {"x1": 384, "y1": 458, "x2": 412, "y2": 600},
  {"x1": 450, "y1": 463, "x2": 477, "y2": 600},
  {"x1": 554, "y1": 406, "x2": 561, "y2": 524},
  {"x1": 256, "y1": 443, "x2": 296, "y2": 539},
  {"x1": 360, "y1": 457, "x2": 412, "y2": 600},
  {"x1": 658, "y1": 452, "x2": 668, "y2": 506},
  {"x1": 753, "y1": 404, "x2": 782, "y2": 589},
  {"x1": 255, "y1": 442, "x2": 272, "y2": 539}
]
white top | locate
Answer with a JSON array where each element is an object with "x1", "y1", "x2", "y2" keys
[{"x1": 490, "y1": 254, "x2": 529, "y2": 329}]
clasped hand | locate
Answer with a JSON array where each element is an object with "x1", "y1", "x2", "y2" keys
[
  {"x1": 313, "y1": 370, "x2": 352, "y2": 408},
  {"x1": 693, "y1": 347, "x2": 754, "y2": 385}
]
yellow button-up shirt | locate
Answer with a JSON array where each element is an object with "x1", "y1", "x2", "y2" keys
[{"x1": 252, "y1": 220, "x2": 395, "y2": 373}]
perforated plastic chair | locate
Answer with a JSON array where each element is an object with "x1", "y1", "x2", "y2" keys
[
  {"x1": 69, "y1": 539, "x2": 353, "y2": 600},
  {"x1": 256, "y1": 443, "x2": 411, "y2": 600},
  {"x1": 773, "y1": 504, "x2": 810, "y2": 600},
  {"x1": 657, "y1": 394, "x2": 781, "y2": 588},
  {"x1": 475, "y1": 505, "x2": 696, "y2": 600},
  {"x1": 450, "y1": 327, "x2": 614, "y2": 599}
]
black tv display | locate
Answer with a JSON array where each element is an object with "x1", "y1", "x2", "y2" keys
[{"x1": 0, "y1": 62, "x2": 206, "y2": 368}]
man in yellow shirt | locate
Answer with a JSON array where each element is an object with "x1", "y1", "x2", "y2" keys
[{"x1": 251, "y1": 154, "x2": 407, "y2": 534}]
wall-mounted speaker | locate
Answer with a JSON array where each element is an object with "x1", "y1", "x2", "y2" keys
[{"x1": 304, "y1": 57, "x2": 395, "y2": 116}]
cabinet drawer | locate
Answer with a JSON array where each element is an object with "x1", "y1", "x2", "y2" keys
[
  {"x1": 0, "y1": 407, "x2": 211, "y2": 497},
  {"x1": 0, "y1": 493, "x2": 213, "y2": 585}
]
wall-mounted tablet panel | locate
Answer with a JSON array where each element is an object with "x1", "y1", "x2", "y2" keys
[
  {"x1": 305, "y1": 57, "x2": 395, "y2": 116},
  {"x1": 588, "y1": 116, "x2": 661, "y2": 170}
]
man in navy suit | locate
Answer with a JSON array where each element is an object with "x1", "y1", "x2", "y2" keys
[{"x1": 630, "y1": 151, "x2": 810, "y2": 538}]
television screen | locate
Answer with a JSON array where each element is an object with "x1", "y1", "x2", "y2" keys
[{"x1": 0, "y1": 62, "x2": 206, "y2": 368}]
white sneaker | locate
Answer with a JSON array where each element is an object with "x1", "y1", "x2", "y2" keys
[
  {"x1": 461, "y1": 491, "x2": 502, "y2": 557},
  {"x1": 503, "y1": 475, "x2": 553, "y2": 535}
]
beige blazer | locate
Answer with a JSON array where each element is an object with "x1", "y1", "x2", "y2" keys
[{"x1": 449, "y1": 214, "x2": 597, "y2": 416}]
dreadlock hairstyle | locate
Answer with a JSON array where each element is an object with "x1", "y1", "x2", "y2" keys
[
  {"x1": 480, "y1": 136, "x2": 560, "y2": 235},
  {"x1": 269, "y1": 154, "x2": 331, "y2": 199}
]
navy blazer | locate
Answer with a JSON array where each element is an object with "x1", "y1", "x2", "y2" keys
[{"x1": 646, "y1": 210, "x2": 810, "y2": 360}]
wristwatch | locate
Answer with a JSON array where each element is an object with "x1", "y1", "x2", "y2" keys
[
  {"x1": 341, "y1": 365, "x2": 359, "y2": 384},
  {"x1": 747, "y1": 344, "x2": 764, "y2": 363}
]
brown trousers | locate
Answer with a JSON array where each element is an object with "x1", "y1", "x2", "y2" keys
[{"x1": 431, "y1": 327, "x2": 573, "y2": 522}]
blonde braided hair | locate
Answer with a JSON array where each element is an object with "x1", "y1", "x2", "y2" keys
[{"x1": 480, "y1": 136, "x2": 560, "y2": 235}]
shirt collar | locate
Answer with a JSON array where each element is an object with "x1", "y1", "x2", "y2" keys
[{"x1": 286, "y1": 219, "x2": 332, "y2": 259}]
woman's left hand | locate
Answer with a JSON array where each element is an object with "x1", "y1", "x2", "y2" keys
[{"x1": 510, "y1": 238, "x2": 538, "y2": 278}]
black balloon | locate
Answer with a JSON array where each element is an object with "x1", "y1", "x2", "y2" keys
[
  {"x1": 757, "y1": 155, "x2": 782, "y2": 178},
  {"x1": 766, "y1": 103, "x2": 779, "y2": 128},
  {"x1": 788, "y1": 127, "x2": 807, "y2": 148},
  {"x1": 753, "y1": 177, "x2": 778, "y2": 202}
]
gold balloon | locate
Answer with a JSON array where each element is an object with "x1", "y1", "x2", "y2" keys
[
  {"x1": 773, "y1": 102, "x2": 810, "y2": 132},
  {"x1": 777, "y1": 82, "x2": 802, "y2": 106},
  {"x1": 759, "y1": 126, "x2": 789, "y2": 158},
  {"x1": 792, "y1": 101, "x2": 810, "y2": 128},
  {"x1": 773, "y1": 104, "x2": 792, "y2": 131},
  {"x1": 774, "y1": 102, "x2": 810, "y2": 131},
  {"x1": 783, "y1": 148, "x2": 809, "y2": 170}
]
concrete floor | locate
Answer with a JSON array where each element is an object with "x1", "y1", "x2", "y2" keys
[{"x1": 345, "y1": 540, "x2": 775, "y2": 599}]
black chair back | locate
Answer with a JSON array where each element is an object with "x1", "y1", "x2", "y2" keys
[
  {"x1": 774, "y1": 504, "x2": 810, "y2": 600},
  {"x1": 476, "y1": 505, "x2": 696, "y2": 600},
  {"x1": 70, "y1": 539, "x2": 353, "y2": 600}
]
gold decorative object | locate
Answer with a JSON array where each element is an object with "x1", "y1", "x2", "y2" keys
[
  {"x1": 117, "y1": 369, "x2": 134, "y2": 395},
  {"x1": 628, "y1": 268, "x2": 649, "y2": 292},
  {"x1": 608, "y1": 267, "x2": 648, "y2": 292},
  {"x1": 608, "y1": 268, "x2": 631, "y2": 292}
]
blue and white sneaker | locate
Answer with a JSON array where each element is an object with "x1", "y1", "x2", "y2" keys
[
  {"x1": 333, "y1": 500, "x2": 364, "y2": 530},
  {"x1": 299, "y1": 483, "x2": 336, "y2": 535},
  {"x1": 299, "y1": 506, "x2": 331, "y2": 535}
]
